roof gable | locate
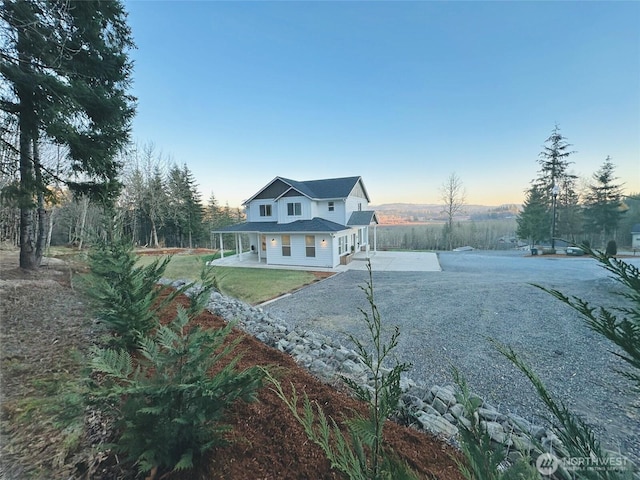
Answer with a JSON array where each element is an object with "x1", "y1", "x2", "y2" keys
[
  {"x1": 348, "y1": 211, "x2": 379, "y2": 226},
  {"x1": 245, "y1": 178, "x2": 292, "y2": 204},
  {"x1": 244, "y1": 176, "x2": 371, "y2": 204}
]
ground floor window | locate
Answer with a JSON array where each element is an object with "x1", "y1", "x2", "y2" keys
[
  {"x1": 338, "y1": 235, "x2": 347, "y2": 254},
  {"x1": 306, "y1": 235, "x2": 315, "y2": 257},
  {"x1": 282, "y1": 235, "x2": 291, "y2": 256}
]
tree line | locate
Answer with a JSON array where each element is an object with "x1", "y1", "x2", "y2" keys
[
  {"x1": 0, "y1": 140, "x2": 244, "y2": 251},
  {"x1": 1, "y1": 1, "x2": 635, "y2": 269},
  {"x1": 517, "y1": 126, "x2": 636, "y2": 250},
  {"x1": 373, "y1": 219, "x2": 518, "y2": 252},
  {"x1": 116, "y1": 144, "x2": 243, "y2": 249}
]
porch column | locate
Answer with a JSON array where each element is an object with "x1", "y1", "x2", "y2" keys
[
  {"x1": 365, "y1": 226, "x2": 370, "y2": 259},
  {"x1": 220, "y1": 233, "x2": 224, "y2": 258},
  {"x1": 374, "y1": 224, "x2": 377, "y2": 253},
  {"x1": 257, "y1": 233, "x2": 262, "y2": 262}
]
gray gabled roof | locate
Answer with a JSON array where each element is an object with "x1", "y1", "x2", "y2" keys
[
  {"x1": 347, "y1": 210, "x2": 379, "y2": 226},
  {"x1": 213, "y1": 218, "x2": 349, "y2": 234},
  {"x1": 632, "y1": 223, "x2": 640, "y2": 233},
  {"x1": 244, "y1": 176, "x2": 370, "y2": 204}
]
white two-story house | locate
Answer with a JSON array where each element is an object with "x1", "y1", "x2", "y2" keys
[{"x1": 213, "y1": 176, "x2": 378, "y2": 268}]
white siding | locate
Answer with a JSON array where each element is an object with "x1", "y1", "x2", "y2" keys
[
  {"x1": 247, "y1": 233, "x2": 260, "y2": 253},
  {"x1": 246, "y1": 200, "x2": 278, "y2": 222},
  {"x1": 266, "y1": 234, "x2": 335, "y2": 268},
  {"x1": 345, "y1": 195, "x2": 369, "y2": 218},
  {"x1": 315, "y1": 199, "x2": 347, "y2": 224},
  {"x1": 277, "y1": 196, "x2": 312, "y2": 223},
  {"x1": 310, "y1": 201, "x2": 319, "y2": 219}
]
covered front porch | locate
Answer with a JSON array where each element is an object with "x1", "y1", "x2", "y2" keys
[
  {"x1": 212, "y1": 222, "x2": 378, "y2": 269},
  {"x1": 207, "y1": 249, "x2": 441, "y2": 273}
]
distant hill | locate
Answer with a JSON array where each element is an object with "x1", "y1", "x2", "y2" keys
[{"x1": 370, "y1": 203, "x2": 521, "y2": 225}]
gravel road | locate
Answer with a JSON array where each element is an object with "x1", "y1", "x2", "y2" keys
[{"x1": 264, "y1": 250, "x2": 640, "y2": 462}]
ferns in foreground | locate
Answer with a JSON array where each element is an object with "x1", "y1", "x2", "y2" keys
[
  {"x1": 81, "y1": 241, "x2": 178, "y2": 349},
  {"x1": 90, "y1": 305, "x2": 264, "y2": 475},
  {"x1": 82, "y1": 240, "x2": 209, "y2": 350},
  {"x1": 264, "y1": 261, "x2": 415, "y2": 480}
]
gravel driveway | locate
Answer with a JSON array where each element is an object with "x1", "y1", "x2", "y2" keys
[{"x1": 264, "y1": 250, "x2": 640, "y2": 462}]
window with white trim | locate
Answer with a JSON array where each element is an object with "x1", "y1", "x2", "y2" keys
[
  {"x1": 259, "y1": 204, "x2": 272, "y2": 217},
  {"x1": 287, "y1": 202, "x2": 302, "y2": 216},
  {"x1": 338, "y1": 236, "x2": 347, "y2": 254},
  {"x1": 305, "y1": 235, "x2": 315, "y2": 257},
  {"x1": 328, "y1": 201, "x2": 334, "y2": 212},
  {"x1": 281, "y1": 235, "x2": 291, "y2": 256}
]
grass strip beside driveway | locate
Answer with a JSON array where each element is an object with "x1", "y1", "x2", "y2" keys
[{"x1": 136, "y1": 253, "x2": 318, "y2": 304}]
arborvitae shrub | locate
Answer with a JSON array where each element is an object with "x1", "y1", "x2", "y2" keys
[{"x1": 606, "y1": 240, "x2": 617, "y2": 257}]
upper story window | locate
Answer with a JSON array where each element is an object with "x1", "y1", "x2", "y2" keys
[
  {"x1": 259, "y1": 204, "x2": 272, "y2": 217},
  {"x1": 328, "y1": 201, "x2": 334, "y2": 212},
  {"x1": 358, "y1": 203, "x2": 362, "y2": 211},
  {"x1": 287, "y1": 202, "x2": 302, "y2": 216}
]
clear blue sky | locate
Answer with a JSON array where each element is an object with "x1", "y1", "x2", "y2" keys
[{"x1": 125, "y1": 1, "x2": 639, "y2": 208}]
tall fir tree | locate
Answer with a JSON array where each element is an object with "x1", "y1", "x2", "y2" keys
[
  {"x1": 203, "y1": 192, "x2": 223, "y2": 248},
  {"x1": 535, "y1": 125, "x2": 575, "y2": 194},
  {"x1": 555, "y1": 174, "x2": 583, "y2": 242},
  {"x1": 166, "y1": 164, "x2": 203, "y2": 248},
  {"x1": 1, "y1": 0, "x2": 135, "y2": 268},
  {"x1": 532, "y1": 125, "x2": 579, "y2": 243},
  {"x1": 517, "y1": 185, "x2": 549, "y2": 246},
  {"x1": 583, "y1": 157, "x2": 625, "y2": 247}
]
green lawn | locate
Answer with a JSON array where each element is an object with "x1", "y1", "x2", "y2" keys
[{"x1": 135, "y1": 253, "x2": 318, "y2": 304}]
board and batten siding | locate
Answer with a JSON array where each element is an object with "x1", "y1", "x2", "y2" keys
[
  {"x1": 345, "y1": 196, "x2": 368, "y2": 215},
  {"x1": 266, "y1": 234, "x2": 335, "y2": 268},
  {"x1": 246, "y1": 200, "x2": 278, "y2": 222},
  {"x1": 310, "y1": 199, "x2": 347, "y2": 224},
  {"x1": 277, "y1": 196, "x2": 312, "y2": 224}
]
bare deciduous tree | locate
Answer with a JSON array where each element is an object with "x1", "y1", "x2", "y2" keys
[{"x1": 440, "y1": 172, "x2": 466, "y2": 250}]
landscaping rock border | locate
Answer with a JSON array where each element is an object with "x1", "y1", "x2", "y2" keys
[{"x1": 167, "y1": 280, "x2": 634, "y2": 477}]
